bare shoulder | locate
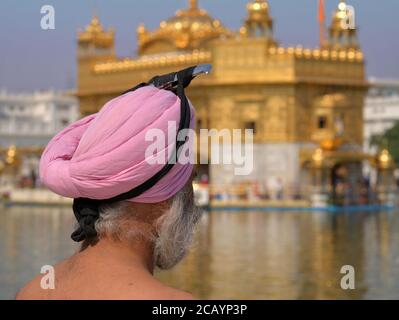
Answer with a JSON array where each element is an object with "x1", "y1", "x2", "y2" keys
[
  {"x1": 16, "y1": 259, "x2": 69, "y2": 300},
  {"x1": 143, "y1": 278, "x2": 197, "y2": 300},
  {"x1": 118, "y1": 278, "x2": 197, "y2": 300},
  {"x1": 16, "y1": 274, "x2": 47, "y2": 300}
]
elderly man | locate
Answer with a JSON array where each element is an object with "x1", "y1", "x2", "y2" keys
[{"x1": 17, "y1": 67, "x2": 206, "y2": 300}]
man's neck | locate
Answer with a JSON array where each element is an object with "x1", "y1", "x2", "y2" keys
[{"x1": 77, "y1": 237, "x2": 155, "y2": 274}]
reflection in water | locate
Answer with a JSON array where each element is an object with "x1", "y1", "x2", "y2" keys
[{"x1": 1, "y1": 206, "x2": 399, "y2": 299}]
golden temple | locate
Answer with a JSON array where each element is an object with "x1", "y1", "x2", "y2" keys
[
  {"x1": 77, "y1": 0, "x2": 366, "y2": 141},
  {"x1": 76, "y1": 0, "x2": 370, "y2": 202}
]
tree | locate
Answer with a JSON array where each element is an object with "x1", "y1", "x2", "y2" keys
[{"x1": 370, "y1": 121, "x2": 399, "y2": 165}]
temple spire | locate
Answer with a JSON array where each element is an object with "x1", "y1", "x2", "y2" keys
[
  {"x1": 78, "y1": 12, "x2": 115, "y2": 57},
  {"x1": 92, "y1": 3, "x2": 98, "y2": 18},
  {"x1": 240, "y1": 0, "x2": 275, "y2": 42},
  {"x1": 189, "y1": 0, "x2": 198, "y2": 10},
  {"x1": 324, "y1": 0, "x2": 359, "y2": 50}
]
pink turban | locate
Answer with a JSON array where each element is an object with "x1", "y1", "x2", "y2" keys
[{"x1": 39, "y1": 85, "x2": 195, "y2": 204}]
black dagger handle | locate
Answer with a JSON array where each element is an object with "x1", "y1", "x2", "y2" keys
[
  {"x1": 149, "y1": 64, "x2": 212, "y2": 90},
  {"x1": 149, "y1": 72, "x2": 176, "y2": 90}
]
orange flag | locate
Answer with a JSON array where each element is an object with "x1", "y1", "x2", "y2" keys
[
  {"x1": 318, "y1": 0, "x2": 325, "y2": 46},
  {"x1": 318, "y1": 0, "x2": 325, "y2": 23}
]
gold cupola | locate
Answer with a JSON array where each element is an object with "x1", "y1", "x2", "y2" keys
[
  {"x1": 137, "y1": 0, "x2": 233, "y2": 55},
  {"x1": 377, "y1": 149, "x2": 395, "y2": 170},
  {"x1": 78, "y1": 15, "x2": 114, "y2": 49},
  {"x1": 240, "y1": 0, "x2": 275, "y2": 42},
  {"x1": 325, "y1": 1, "x2": 359, "y2": 51}
]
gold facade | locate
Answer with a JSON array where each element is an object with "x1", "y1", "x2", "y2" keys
[{"x1": 77, "y1": 0, "x2": 367, "y2": 147}]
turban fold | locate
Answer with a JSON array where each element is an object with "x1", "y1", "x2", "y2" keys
[
  {"x1": 39, "y1": 68, "x2": 197, "y2": 242},
  {"x1": 40, "y1": 86, "x2": 194, "y2": 203}
]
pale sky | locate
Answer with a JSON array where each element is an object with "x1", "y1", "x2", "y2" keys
[{"x1": 0, "y1": 0, "x2": 398, "y2": 91}]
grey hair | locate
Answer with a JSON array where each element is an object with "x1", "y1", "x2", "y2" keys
[
  {"x1": 95, "y1": 201, "x2": 155, "y2": 243},
  {"x1": 82, "y1": 184, "x2": 202, "y2": 270},
  {"x1": 154, "y1": 184, "x2": 202, "y2": 270}
]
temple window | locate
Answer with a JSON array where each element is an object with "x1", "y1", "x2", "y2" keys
[
  {"x1": 197, "y1": 119, "x2": 202, "y2": 130},
  {"x1": 318, "y1": 116, "x2": 328, "y2": 129},
  {"x1": 245, "y1": 121, "x2": 257, "y2": 135}
]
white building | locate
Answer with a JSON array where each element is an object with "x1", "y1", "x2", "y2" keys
[
  {"x1": 0, "y1": 90, "x2": 79, "y2": 187},
  {"x1": 0, "y1": 90, "x2": 79, "y2": 147},
  {"x1": 364, "y1": 79, "x2": 399, "y2": 154}
]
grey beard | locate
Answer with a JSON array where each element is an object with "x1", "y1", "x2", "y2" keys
[{"x1": 154, "y1": 185, "x2": 203, "y2": 270}]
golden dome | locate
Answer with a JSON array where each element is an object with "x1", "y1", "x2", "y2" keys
[
  {"x1": 78, "y1": 15, "x2": 114, "y2": 48},
  {"x1": 246, "y1": 0, "x2": 270, "y2": 19},
  {"x1": 86, "y1": 15, "x2": 103, "y2": 33},
  {"x1": 330, "y1": 2, "x2": 353, "y2": 31},
  {"x1": 326, "y1": 1, "x2": 359, "y2": 50},
  {"x1": 377, "y1": 149, "x2": 395, "y2": 170},
  {"x1": 137, "y1": 0, "x2": 232, "y2": 55},
  {"x1": 241, "y1": 0, "x2": 274, "y2": 40}
]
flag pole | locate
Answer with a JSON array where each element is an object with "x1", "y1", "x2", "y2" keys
[{"x1": 318, "y1": 0, "x2": 326, "y2": 48}]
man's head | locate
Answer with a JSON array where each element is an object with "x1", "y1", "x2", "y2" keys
[
  {"x1": 39, "y1": 69, "x2": 202, "y2": 269},
  {"x1": 90, "y1": 179, "x2": 202, "y2": 270}
]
